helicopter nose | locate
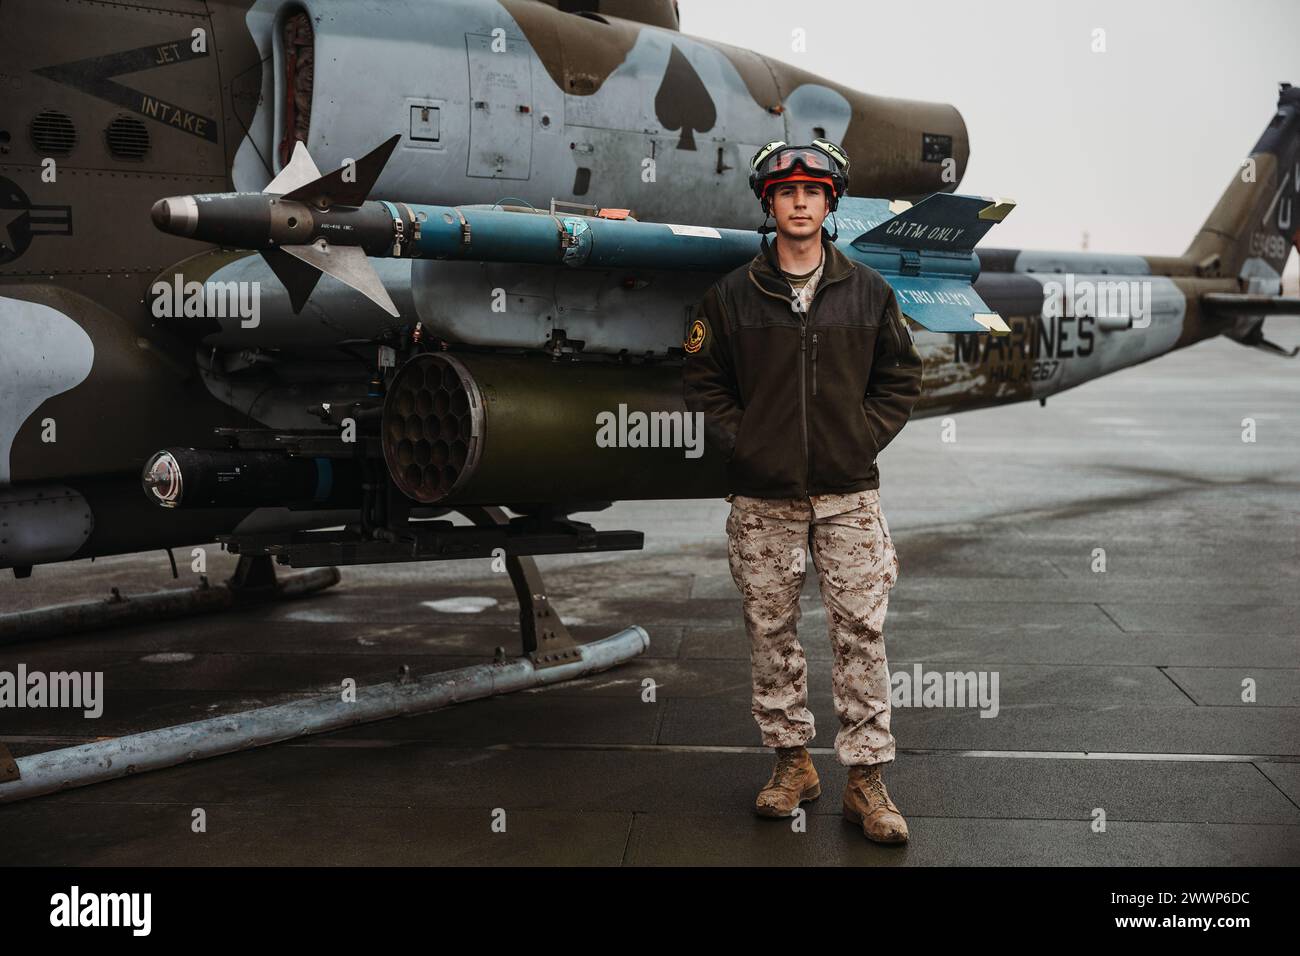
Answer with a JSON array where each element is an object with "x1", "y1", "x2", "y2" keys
[{"x1": 151, "y1": 196, "x2": 198, "y2": 236}]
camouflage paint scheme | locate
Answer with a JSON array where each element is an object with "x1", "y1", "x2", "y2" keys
[
  {"x1": 727, "y1": 489, "x2": 899, "y2": 766},
  {"x1": 913, "y1": 82, "x2": 1300, "y2": 417},
  {"x1": 0, "y1": 0, "x2": 1294, "y2": 571}
]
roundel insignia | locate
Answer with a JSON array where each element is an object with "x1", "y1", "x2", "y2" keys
[
  {"x1": 0, "y1": 176, "x2": 72, "y2": 266},
  {"x1": 684, "y1": 317, "x2": 707, "y2": 353}
]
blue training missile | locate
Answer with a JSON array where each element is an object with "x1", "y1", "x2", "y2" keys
[{"x1": 151, "y1": 137, "x2": 1014, "y2": 334}]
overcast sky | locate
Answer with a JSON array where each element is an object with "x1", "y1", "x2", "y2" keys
[{"x1": 679, "y1": 0, "x2": 1299, "y2": 283}]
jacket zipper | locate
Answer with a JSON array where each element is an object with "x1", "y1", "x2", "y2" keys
[
  {"x1": 798, "y1": 289, "x2": 831, "y2": 497},
  {"x1": 799, "y1": 319, "x2": 808, "y2": 496},
  {"x1": 800, "y1": 296, "x2": 821, "y2": 497},
  {"x1": 811, "y1": 332, "x2": 818, "y2": 395},
  {"x1": 747, "y1": 251, "x2": 849, "y2": 499}
]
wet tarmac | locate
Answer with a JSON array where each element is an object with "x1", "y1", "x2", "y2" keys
[{"x1": 1, "y1": 322, "x2": 1297, "y2": 865}]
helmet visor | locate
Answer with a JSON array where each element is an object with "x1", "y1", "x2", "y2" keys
[{"x1": 757, "y1": 147, "x2": 838, "y2": 179}]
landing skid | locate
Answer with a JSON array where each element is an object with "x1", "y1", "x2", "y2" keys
[
  {"x1": 0, "y1": 741, "x2": 17, "y2": 785},
  {"x1": 223, "y1": 504, "x2": 644, "y2": 668},
  {"x1": 0, "y1": 625, "x2": 649, "y2": 802},
  {"x1": 0, "y1": 554, "x2": 339, "y2": 646},
  {"x1": 0, "y1": 505, "x2": 650, "y2": 801}
]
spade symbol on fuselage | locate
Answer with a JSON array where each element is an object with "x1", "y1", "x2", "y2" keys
[{"x1": 654, "y1": 44, "x2": 716, "y2": 151}]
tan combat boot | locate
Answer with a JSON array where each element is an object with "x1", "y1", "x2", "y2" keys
[
  {"x1": 754, "y1": 745, "x2": 821, "y2": 817},
  {"x1": 842, "y1": 763, "x2": 909, "y2": 844}
]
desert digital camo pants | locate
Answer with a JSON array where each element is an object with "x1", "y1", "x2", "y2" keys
[{"x1": 725, "y1": 489, "x2": 900, "y2": 766}]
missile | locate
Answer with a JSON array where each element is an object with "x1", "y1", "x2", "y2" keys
[
  {"x1": 143, "y1": 448, "x2": 364, "y2": 510},
  {"x1": 151, "y1": 137, "x2": 1014, "y2": 334},
  {"x1": 151, "y1": 135, "x2": 405, "y2": 317}
]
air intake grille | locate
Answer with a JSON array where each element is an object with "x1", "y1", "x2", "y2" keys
[
  {"x1": 106, "y1": 115, "x2": 150, "y2": 160},
  {"x1": 30, "y1": 110, "x2": 76, "y2": 154}
]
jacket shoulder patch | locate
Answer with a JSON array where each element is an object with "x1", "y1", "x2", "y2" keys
[{"x1": 684, "y1": 317, "x2": 707, "y2": 353}]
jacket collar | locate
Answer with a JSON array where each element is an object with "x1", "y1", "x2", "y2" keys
[{"x1": 748, "y1": 228, "x2": 854, "y2": 302}]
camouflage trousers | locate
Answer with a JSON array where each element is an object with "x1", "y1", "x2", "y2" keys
[{"x1": 725, "y1": 489, "x2": 900, "y2": 766}]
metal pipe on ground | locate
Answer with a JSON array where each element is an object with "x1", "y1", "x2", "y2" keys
[{"x1": 0, "y1": 625, "x2": 650, "y2": 803}]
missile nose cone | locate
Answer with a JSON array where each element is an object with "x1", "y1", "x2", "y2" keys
[
  {"x1": 150, "y1": 196, "x2": 198, "y2": 237},
  {"x1": 142, "y1": 450, "x2": 183, "y2": 507}
]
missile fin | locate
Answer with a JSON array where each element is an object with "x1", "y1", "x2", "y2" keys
[
  {"x1": 282, "y1": 240, "x2": 400, "y2": 317},
  {"x1": 885, "y1": 275, "x2": 1005, "y2": 333},
  {"x1": 851, "y1": 193, "x2": 1013, "y2": 253},
  {"x1": 283, "y1": 134, "x2": 401, "y2": 208},
  {"x1": 260, "y1": 246, "x2": 323, "y2": 314},
  {"x1": 973, "y1": 312, "x2": 1012, "y2": 334},
  {"x1": 264, "y1": 140, "x2": 323, "y2": 196}
]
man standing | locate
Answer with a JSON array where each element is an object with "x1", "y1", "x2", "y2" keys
[{"x1": 682, "y1": 140, "x2": 923, "y2": 844}]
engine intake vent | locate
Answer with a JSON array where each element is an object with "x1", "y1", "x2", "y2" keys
[
  {"x1": 30, "y1": 110, "x2": 76, "y2": 154},
  {"x1": 106, "y1": 115, "x2": 150, "y2": 160}
]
